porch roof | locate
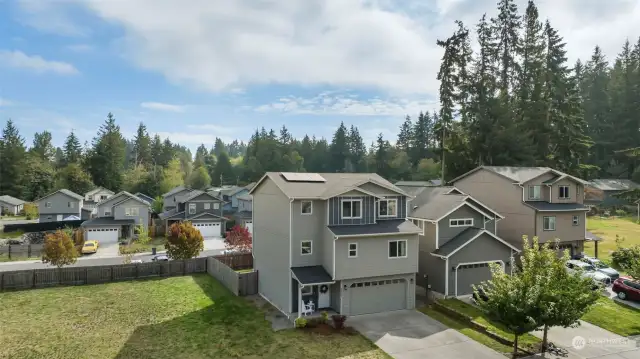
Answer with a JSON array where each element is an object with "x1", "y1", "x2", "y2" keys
[
  {"x1": 523, "y1": 201, "x2": 590, "y2": 212},
  {"x1": 328, "y1": 219, "x2": 421, "y2": 237},
  {"x1": 291, "y1": 266, "x2": 334, "y2": 286},
  {"x1": 81, "y1": 217, "x2": 135, "y2": 227}
]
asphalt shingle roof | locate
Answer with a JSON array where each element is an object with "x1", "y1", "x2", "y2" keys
[
  {"x1": 236, "y1": 194, "x2": 251, "y2": 201},
  {"x1": 432, "y1": 227, "x2": 484, "y2": 257},
  {"x1": 81, "y1": 217, "x2": 135, "y2": 227},
  {"x1": 524, "y1": 202, "x2": 590, "y2": 211},
  {"x1": 408, "y1": 187, "x2": 468, "y2": 220},
  {"x1": 328, "y1": 219, "x2": 421, "y2": 237},
  {"x1": 291, "y1": 266, "x2": 334, "y2": 285},
  {"x1": 588, "y1": 179, "x2": 640, "y2": 191},
  {"x1": 234, "y1": 210, "x2": 252, "y2": 219},
  {"x1": 0, "y1": 195, "x2": 25, "y2": 206},
  {"x1": 162, "y1": 186, "x2": 190, "y2": 198}
]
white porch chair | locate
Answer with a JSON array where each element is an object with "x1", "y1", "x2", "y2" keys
[{"x1": 301, "y1": 302, "x2": 314, "y2": 316}]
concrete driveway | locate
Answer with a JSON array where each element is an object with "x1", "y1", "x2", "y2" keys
[
  {"x1": 348, "y1": 310, "x2": 505, "y2": 359},
  {"x1": 605, "y1": 286, "x2": 640, "y2": 310},
  {"x1": 203, "y1": 237, "x2": 226, "y2": 252},
  {"x1": 525, "y1": 320, "x2": 640, "y2": 359}
]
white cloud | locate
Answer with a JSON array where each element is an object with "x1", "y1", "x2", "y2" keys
[
  {"x1": 0, "y1": 50, "x2": 79, "y2": 75},
  {"x1": 140, "y1": 102, "x2": 186, "y2": 112},
  {"x1": 0, "y1": 98, "x2": 14, "y2": 107},
  {"x1": 17, "y1": 0, "x2": 89, "y2": 37}
]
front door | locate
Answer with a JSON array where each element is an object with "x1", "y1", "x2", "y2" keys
[{"x1": 318, "y1": 284, "x2": 331, "y2": 309}]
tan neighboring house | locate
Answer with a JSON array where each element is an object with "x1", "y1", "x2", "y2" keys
[{"x1": 450, "y1": 166, "x2": 590, "y2": 257}]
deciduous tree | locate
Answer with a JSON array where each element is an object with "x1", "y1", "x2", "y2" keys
[
  {"x1": 42, "y1": 230, "x2": 78, "y2": 268},
  {"x1": 224, "y1": 225, "x2": 252, "y2": 253},
  {"x1": 165, "y1": 221, "x2": 204, "y2": 260}
]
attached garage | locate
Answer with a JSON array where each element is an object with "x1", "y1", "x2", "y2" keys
[
  {"x1": 455, "y1": 262, "x2": 500, "y2": 296},
  {"x1": 85, "y1": 227, "x2": 119, "y2": 243},
  {"x1": 347, "y1": 278, "x2": 407, "y2": 316},
  {"x1": 192, "y1": 222, "x2": 221, "y2": 237}
]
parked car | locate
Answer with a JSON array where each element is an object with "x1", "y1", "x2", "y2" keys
[
  {"x1": 81, "y1": 240, "x2": 99, "y2": 254},
  {"x1": 151, "y1": 254, "x2": 169, "y2": 261},
  {"x1": 131, "y1": 259, "x2": 143, "y2": 264},
  {"x1": 580, "y1": 256, "x2": 620, "y2": 281},
  {"x1": 612, "y1": 277, "x2": 640, "y2": 301},
  {"x1": 566, "y1": 260, "x2": 611, "y2": 287}
]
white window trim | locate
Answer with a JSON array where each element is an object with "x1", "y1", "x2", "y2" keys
[
  {"x1": 104, "y1": 210, "x2": 111, "y2": 216},
  {"x1": 378, "y1": 198, "x2": 398, "y2": 218},
  {"x1": 45, "y1": 202, "x2": 52, "y2": 208},
  {"x1": 572, "y1": 215, "x2": 579, "y2": 226},
  {"x1": 341, "y1": 198, "x2": 363, "y2": 219},
  {"x1": 559, "y1": 185, "x2": 570, "y2": 199},
  {"x1": 543, "y1": 216, "x2": 556, "y2": 231},
  {"x1": 348, "y1": 243, "x2": 358, "y2": 258},
  {"x1": 188, "y1": 203, "x2": 197, "y2": 215},
  {"x1": 528, "y1": 185, "x2": 542, "y2": 200},
  {"x1": 68, "y1": 202, "x2": 74, "y2": 208},
  {"x1": 449, "y1": 218, "x2": 474, "y2": 227},
  {"x1": 388, "y1": 239, "x2": 408, "y2": 259},
  {"x1": 213, "y1": 202, "x2": 220, "y2": 210},
  {"x1": 301, "y1": 240, "x2": 312, "y2": 255},
  {"x1": 204, "y1": 203, "x2": 211, "y2": 210},
  {"x1": 301, "y1": 200, "x2": 313, "y2": 215}
]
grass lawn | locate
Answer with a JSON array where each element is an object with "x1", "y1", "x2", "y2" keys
[
  {"x1": 0, "y1": 230, "x2": 25, "y2": 239},
  {"x1": 0, "y1": 274, "x2": 387, "y2": 359},
  {"x1": 582, "y1": 297, "x2": 640, "y2": 337},
  {"x1": 0, "y1": 255, "x2": 40, "y2": 262},
  {"x1": 0, "y1": 216, "x2": 28, "y2": 221},
  {"x1": 119, "y1": 236, "x2": 166, "y2": 255},
  {"x1": 585, "y1": 217, "x2": 640, "y2": 260}
]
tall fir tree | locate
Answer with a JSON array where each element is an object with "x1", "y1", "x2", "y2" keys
[
  {"x1": 0, "y1": 120, "x2": 26, "y2": 198},
  {"x1": 132, "y1": 122, "x2": 152, "y2": 167},
  {"x1": 63, "y1": 131, "x2": 82, "y2": 165},
  {"x1": 329, "y1": 122, "x2": 349, "y2": 172},
  {"x1": 31, "y1": 131, "x2": 56, "y2": 162},
  {"x1": 87, "y1": 113, "x2": 126, "y2": 190}
]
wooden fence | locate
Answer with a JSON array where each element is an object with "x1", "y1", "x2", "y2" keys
[
  {"x1": 0, "y1": 244, "x2": 44, "y2": 259},
  {"x1": 212, "y1": 253, "x2": 253, "y2": 270},
  {"x1": 0, "y1": 257, "x2": 207, "y2": 291},
  {"x1": 207, "y1": 256, "x2": 258, "y2": 296}
]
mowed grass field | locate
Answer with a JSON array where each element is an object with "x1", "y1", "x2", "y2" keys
[
  {"x1": 585, "y1": 216, "x2": 640, "y2": 260},
  {"x1": 0, "y1": 275, "x2": 387, "y2": 359}
]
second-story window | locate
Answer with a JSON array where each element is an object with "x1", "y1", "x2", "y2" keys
[
  {"x1": 348, "y1": 243, "x2": 358, "y2": 258},
  {"x1": 68, "y1": 202, "x2": 74, "y2": 208},
  {"x1": 104, "y1": 209, "x2": 111, "y2": 216},
  {"x1": 528, "y1": 185, "x2": 541, "y2": 200},
  {"x1": 378, "y1": 199, "x2": 397, "y2": 217},
  {"x1": 301, "y1": 201, "x2": 312, "y2": 215},
  {"x1": 204, "y1": 203, "x2": 211, "y2": 210},
  {"x1": 301, "y1": 240, "x2": 312, "y2": 255},
  {"x1": 45, "y1": 202, "x2": 52, "y2": 208},
  {"x1": 341, "y1": 199, "x2": 362, "y2": 219},
  {"x1": 450, "y1": 218, "x2": 473, "y2": 227},
  {"x1": 559, "y1": 185, "x2": 570, "y2": 199},
  {"x1": 213, "y1": 203, "x2": 220, "y2": 210},
  {"x1": 189, "y1": 203, "x2": 196, "y2": 215},
  {"x1": 125, "y1": 208, "x2": 139, "y2": 216},
  {"x1": 543, "y1": 216, "x2": 556, "y2": 231}
]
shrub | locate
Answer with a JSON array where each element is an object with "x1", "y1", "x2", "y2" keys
[
  {"x1": 306, "y1": 318, "x2": 323, "y2": 328},
  {"x1": 320, "y1": 311, "x2": 329, "y2": 324},
  {"x1": 611, "y1": 235, "x2": 640, "y2": 269},
  {"x1": 23, "y1": 203, "x2": 38, "y2": 220},
  {"x1": 615, "y1": 209, "x2": 627, "y2": 217},
  {"x1": 331, "y1": 314, "x2": 347, "y2": 329},
  {"x1": 165, "y1": 221, "x2": 204, "y2": 260},
  {"x1": 294, "y1": 317, "x2": 307, "y2": 328},
  {"x1": 42, "y1": 230, "x2": 78, "y2": 268}
]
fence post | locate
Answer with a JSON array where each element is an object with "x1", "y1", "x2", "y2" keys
[
  {"x1": 28, "y1": 244, "x2": 31, "y2": 258},
  {"x1": 85, "y1": 267, "x2": 89, "y2": 285},
  {"x1": 8, "y1": 245, "x2": 10, "y2": 260}
]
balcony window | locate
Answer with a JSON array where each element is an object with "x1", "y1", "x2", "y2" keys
[
  {"x1": 389, "y1": 240, "x2": 407, "y2": 258},
  {"x1": 528, "y1": 185, "x2": 541, "y2": 200},
  {"x1": 559, "y1": 185, "x2": 570, "y2": 199},
  {"x1": 378, "y1": 199, "x2": 397, "y2": 217},
  {"x1": 341, "y1": 199, "x2": 362, "y2": 219}
]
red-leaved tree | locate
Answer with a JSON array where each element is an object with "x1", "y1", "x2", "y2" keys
[{"x1": 224, "y1": 225, "x2": 252, "y2": 253}]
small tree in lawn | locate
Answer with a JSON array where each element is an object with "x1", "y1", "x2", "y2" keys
[
  {"x1": 42, "y1": 230, "x2": 78, "y2": 269},
  {"x1": 151, "y1": 196, "x2": 164, "y2": 214},
  {"x1": 165, "y1": 221, "x2": 204, "y2": 260},
  {"x1": 135, "y1": 224, "x2": 151, "y2": 246},
  {"x1": 23, "y1": 202, "x2": 38, "y2": 219},
  {"x1": 224, "y1": 225, "x2": 252, "y2": 253}
]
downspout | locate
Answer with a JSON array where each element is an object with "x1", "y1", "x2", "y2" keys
[{"x1": 288, "y1": 198, "x2": 293, "y2": 315}]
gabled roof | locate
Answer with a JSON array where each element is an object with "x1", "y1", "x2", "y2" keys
[
  {"x1": 162, "y1": 186, "x2": 191, "y2": 198},
  {"x1": 0, "y1": 195, "x2": 25, "y2": 206},
  {"x1": 407, "y1": 186, "x2": 503, "y2": 221},
  {"x1": 186, "y1": 211, "x2": 227, "y2": 220},
  {"x1": 588, "y1": 179, "x2": 640, "y2": 191},
  {"x1": 449, "y1": 166, "x2": 588, "y2": 185},
  {"x1": 85, "y1": 187, "x2": 114, "y2": 196},
  {"x1": 236, "y1": 194, "x2": 252, "y2": 201},
  {"x1": 431, "y1": 227, "x2": 520, "y2": 258},
  {"x1": 36, "y1": 189, "x2": 83, "y2": 202},
  {"x1": 395, "y1": 180, "x2": 441, "y2": 187},
  {"x1": 178, "y1": 190, "x2": 224, "y2": 203},
  {"x1": 328, "y1": 219, "x2": 421, "y2": 237},
  {"x1": 134, "y1": 192, "x2": 155, "y2": 203},
  {"x1": 249, "y1": 172, "x2": 409, "y2": 199},
  {"x1": 98, "y1": 191, "x2": 150, "y2": 207},
  {"x1": 245, "y1": 182, "x2": 257, "y2": 190}
]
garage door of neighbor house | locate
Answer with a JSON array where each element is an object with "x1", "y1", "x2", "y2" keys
[
  {"x1": 456, "y1": 262, "x2": 498, "y2": 296},
  {"x1": 86, "y1": 227, "x2": 119, "y2": 242},
  {"x1": 349, "y1": 278, "x2": 407, "y2": 315},
  {"x1": 558, "y1": 244, "x2": 573, "y2": 257},
  {"x1": 245, "y1": 221, "x2": 253, "y2": 234},
  {"x1": 193, "y1": 222, "x2": 221, "y2": 237}
]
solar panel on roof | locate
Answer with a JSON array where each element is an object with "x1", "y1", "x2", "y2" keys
[{"x1": 280, "y1": 172, "x2": 326, "y2": 182}]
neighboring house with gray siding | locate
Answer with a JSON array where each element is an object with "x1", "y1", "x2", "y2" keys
[
  {"x1": 586, "y1": 179, "x2": 640, "y2": 208},
  {"x1": 83, "y1": 187, "x2": 115, "y2": 213},
  {"x1": 250, "y1": 172, "x2": 421, "y2": 319},
  {"x1": 397, "y1": 185, "x2": 519, "y2": 298},
  {"x1": 36, "y1": 189, "x2": 88, "y2": 222},
  {"x1": 162, "y1": 186, "x2": 193, "y2": 212},
  {"x1": 451, "y1": 166, "x2": 590, "y2": 257},
  {"x1": 158, "y1": 190, "x2": 226, "y2": 237},
  {"x1": 0, "y1": 195, "x2": 26, "y2": 216},
  {"x1": 81, "y1": 191, "x2": 151, "y2": 242},
  {"x1": 233, "y1": 194, "x2": 253, "y2": 234}
]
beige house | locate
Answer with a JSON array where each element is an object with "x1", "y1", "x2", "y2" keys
[{"x1": 450, "y1": 166, "x2": 590, "y2": 257}]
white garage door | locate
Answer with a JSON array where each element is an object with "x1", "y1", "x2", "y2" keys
[
  {"x1": 245, "y1": 221, "x2": 253, "y2": 234},
  {"x1": 193, "y1": 222, "x2": 221, "y2": 237},
  {"x1": 86, "y1": 227, "x2": 119, "y2": 242},
  {"x1": 348, "y1": 278, "x2": 407, "y2": 315}
]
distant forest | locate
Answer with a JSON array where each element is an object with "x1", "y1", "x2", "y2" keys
[{"x1": 1, "y1": 0, "x2": 639, "y2": 202}]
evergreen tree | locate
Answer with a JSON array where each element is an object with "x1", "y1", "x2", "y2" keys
[
  {"x1": 213, "y1": 138, "x2": 226, "y2": 157},
  {"x1": 30, "y1": 131, "x2": 56, "y2": 162},
  {"x1": 56, "y1": 163, "x2": 94, "y2": 195},
  {"x1": 150, "y1": 134, "x2": 164, "y2": 167},
  {"x1": 132, "y1": 122, "x2": 152, "y2": 167},
  {"x1": 87, "y1": 113, "x2": 126, "y2": 190},
  {"x1": 348, "y1": 125, "x2": 367, "y2": 172},
  {"x1": 212, "y1": 151, "x2": 234, "y2": 186},
  {"x1": 189, "y1": 166, "x2": 212, "y2": 190},
  {"x1": 22, "y1": 152, "x2": 55, "y2": 201},
  {"x1": 63, "y1": 131, "x2": 82, "y2": 165},
  {"x1": 397, "y1": 116, "x2": 413, "y2": 153},
  {"x1": 374, "y1": 133, "x2": 392, "y2": 178},
  {"x1": 193, "y1": 144, "x2": 208, "y2": 169},
  {"x1": 583, "y1": 46, "x2": 611, "y2": 174},
  {"x1": 159, "y1": 159, "x2": 184, "y2": 194},
  {"x1": 0, "y1": 120, "x2": 26, "y2": 197},
  {"x1": 329, "y1": 122, "x2": 350, "y2": 172}
]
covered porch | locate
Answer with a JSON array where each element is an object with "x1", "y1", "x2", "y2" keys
[{"x1": 291, "y1": 266, "x2": 338, "y2": 318}]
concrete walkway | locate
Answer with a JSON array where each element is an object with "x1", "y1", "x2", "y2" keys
[{"x1": 349, "y1": 310, "x2": 505, "y2": 359}]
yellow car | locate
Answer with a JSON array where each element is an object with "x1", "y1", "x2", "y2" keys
[{"x1": 82, "y1": 240, "x2": 99, "y2": 254}]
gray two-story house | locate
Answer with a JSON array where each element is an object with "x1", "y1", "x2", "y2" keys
[
  {"x1": 81, "y1": 191, "x2": 150, "y2": 242},
  {"x1": 451, "y1": 166, "x2": 590, "y2": 257},
  {"x1": 158, "y1": 190, "x2": 226, "y2": 237},
  {"x1": 162, "y1": 186, "x2": 193, "y2": 212},
  {"x1": 234, "y1": 193, "x2": 253, "y2": 234},
  {"x1": 250, "y1": 172, "x2": 422, "y2": 319},
  {"x1": 398, "y1": 185, "x2": 520, "y2": 299},
  {"x1": 36, "y1": 189, "x2": 90, "y2": 222},
  {"x1": 83, "y1": 187, "x2": 115, "y2": 213}
]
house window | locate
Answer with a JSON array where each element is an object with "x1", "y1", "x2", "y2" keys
[
  {"x1": 389, "y1": 240, "x2": 407, "y2": 258},
  {"x1": 88, "y1": 195, "x2": 93, "y2": 200},
  {"x1": 301, "y1": 201, "x2": 312, "y2": 215},
  {"x1": 125, "y1": 208, "x2": 139, "y2": 216},
  {"x1": 46, "y1": 216, "x2": 52, "y2": 220},
  {"x1": 378, "y1": 199, "x2": 397, "y2": 217},
  {"x1": 189, "y1": 203, "x2": 196, "y2": 214},
  {"x1": 450, "y1": 218, "x2": 473, "y2": 227},
  {"x1": 68, "y1": 202, "x2": 74, "y2": 208},
  {"x1": 204, "y1": 203, "x2": 211, "y2": 210},
  {"x1": 543, "y1": 216, "x2": 556, "y2": 231},
  {"x1": 348, "y1": 243, "x2": 358, "y2": 258},
  {"x1": 100, "y1": 195, "x2": 108, "y2": 200},
  {"x1": 104, "y1": 210, "x2": 111, "y2": 216},
  {"x1": 301, "y1": 286, "x2": 312, "y2": 296},
  {"x1": 559, "y1": 185, "x2": 570, "y2": 199},
  {"x1": 213, "y1": 203, "x2": 220, "y2": 210},
  {"x1": 301, "y1": 241, "x2": 312, "y2": 255},
  {"x1": 45, "y1": 202, "x2": 52, "y2": 208},
  {"x1": 573, "y1": 215, "x2": 579, "y2": 226},
  {"x1": 341, "y1": 199, "x2": 362, "y2": 219},
  {"x1": 528, "y1": 185, "x2": 541, "y2": 200}
]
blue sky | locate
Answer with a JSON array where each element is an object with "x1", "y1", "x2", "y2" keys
[{"x1": 1, "y1": 0, "x2": 638, "y2": 151}]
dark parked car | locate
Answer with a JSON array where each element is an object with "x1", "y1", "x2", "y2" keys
[
  {"x1": 151, "y1": 254, "x2": 169, "y2": 262},
  {"x1": 612, "y1": 277, "x2": 640, "y2": 301}
]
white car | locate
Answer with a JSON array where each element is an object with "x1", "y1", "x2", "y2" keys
[
  {"x1": 580, "y1": 256, "x2": 620, "y2": 281},
  {"x1": 566, "y1": 260, "x2": 611, "y2": 286}
]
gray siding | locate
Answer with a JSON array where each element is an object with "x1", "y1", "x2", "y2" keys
[
  {"x1": 376, "y1": 195, "x2": 407, "y2": 221},
  {"x1": 322, "y1": 228, "x2": 335, "y2": 279},
  {"x1": 418, "y1": 221, "x2": 447, "y2": 293},
  {"x1": 334, "y1": 234, "x2": 419, "y2": 280},
  {"x1": 437, "y1": 204, "x2": 486, "y2": 246},
  {"x1": 85, "y1": 189, "x2": 113, "y2": 202},
  {"x1": 185, "y1": 193, "x2": 224, "y2": 217},
  {"x1": 163, "y1": 189, "x2": 192, "y2": 211},
  {"x1": 291, "y1": 199, "x2": 326, "y2": 267},
  {"x1": 253, "y1": 178, "x2": 292, "y2": 314},
  {"x1": 113, "y1": 198, "x2": 150, "y2": 229},
  {"x1": 328, "y1": 196, "x2": 376, "y2": 225},
  {"x1": 38, "y1": 192, "x2": 81, "y2": 216},
  {"x1": 330, "y1": 282, "x2": 341, "y2": 312},
  {"x1": 238, "y1": 198, "x2": 252, "y2": 212},
  {"x1": 97, "y1": 194, "x2": 130, "y2": 217},
  {"x1": 230, "y1": 189, "x2": 249, "y2": 208},
  {"x1": 447, "y1": 233, "x2": 514, "y2": 296},
  {"x1": 359, "y1": 182, "x2": 405, "y2": 197}
]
